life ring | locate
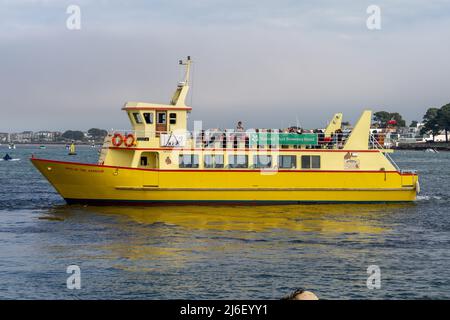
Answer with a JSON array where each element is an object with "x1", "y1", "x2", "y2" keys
[
  {"x1": 112, "y1": 133, "x2": 124, "y2": 147},
  {"x1": 124, "y1": 133, "x2": 136, "y2": 147}
]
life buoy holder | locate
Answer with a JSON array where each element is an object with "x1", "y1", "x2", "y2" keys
[
  {"x1": 112, "y1": 133, "x2": 124, "y2": 147},
  {"x1": 124, "y1": 133, "x2": 136, "y2": 147}
]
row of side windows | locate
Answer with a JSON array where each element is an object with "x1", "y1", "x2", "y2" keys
[
  {"x1": 178, "y1": 155, "x2": 320, "y2": 169},
  {"x1": 132, "y1": 112, "x2": 177, "y2": 125}
]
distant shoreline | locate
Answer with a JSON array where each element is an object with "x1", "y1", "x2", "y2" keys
[{"x1": 394, "y1": 142, "x2": 450, "y2": 151}]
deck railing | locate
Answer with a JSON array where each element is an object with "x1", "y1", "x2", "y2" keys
[{"x1": 108, "y1": 129, "x2": 390, "y2": 151}]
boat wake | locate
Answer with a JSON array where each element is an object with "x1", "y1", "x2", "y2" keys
[{"x1": 417, "y1": 195, "x2": 442, "y2": 201}]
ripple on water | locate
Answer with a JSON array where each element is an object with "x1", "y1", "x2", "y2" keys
[{"x1": 0, "y1": 147, "x2": 449, "y2": 299}]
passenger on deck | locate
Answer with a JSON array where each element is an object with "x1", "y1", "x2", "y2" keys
[
  {"x1": 372, "y1": 129, "x2": 380, "y2": 144},
  {"x1": 234, "y1": 121, "x2": 245, "y2": 147},
  {"x1": 315, "y1": 129, "x2": 325, "y2": 149},
  {"x1": 236, "y1": 121, "x2": 244, "y2": 132},
  {"x1": 335, "y1": 128, "x2": 344, "y2": 148}
]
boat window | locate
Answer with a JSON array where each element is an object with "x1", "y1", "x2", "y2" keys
[
  {"x1": 228, "y1": 155, "x2": 248, "y2": 168},
  {"x1": 301, "y1": 155, "x2": 321, "y2": 169},
  {"x1": 169, "y1": 113, "x2": 177, "y2": 124},
  {"x1": 132, "y1": 113, "x2": 143, "y2": 124},
  {"x1": 278, "y1": 155, "x2": 296, "y2": 168},
  {"x1": 179, "y1": 154, "x2": 199, "y2": 168},
  {"x1": 204, "y1": 155, "x2": 224, "y2": 168},
  {"x1": 253, "y1": 155, "x2": 272, "y2": 168},
  {"x1": 140, "y1": 156, "x2": 148, "y2": 166},
  {"x1": 143, "y1": 113, "x2": 153, "y2": 124},
  {"x1": 311, "y1": 155, "x2": 320, "y2": 169},
  {"x1": 157, "y1": 112, "x2": 167, "y2": 124}
]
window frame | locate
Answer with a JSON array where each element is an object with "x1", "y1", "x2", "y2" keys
[
  {"x1": 132, "y1": 112, "x2": 143, "y2": 124},
  {"x1": 278, "y1": 155, "x2": 297, "y2": 169},
  {"x1": 169, "y1": 113, "x2": 177, "y2": 124},
  {"x1": 204, "y1": 154, "x2": 224, "y2": 168},
  {"x1": 140, "y1": 156, "x2": 148, "y2": 166},
  {"x1": 157, "y1": 112, "x2": 167, "y2": 124},
  {"x1": 311, "y1": 155, "x2": 321, "y2": 169},
  {"x1": 253, "y1": 155, "x2": 272, "y2": 169},
  {"x1": 179, "y1": 154, "x2": 199, "y2": 168},
  {"x1": 228, "y1": 155, "x2": 248, "y2": 169},
  {"x1": 301, "y1": 155, "x2": 321, "y2": 169},
  {"x1": 143, "y1": 112, "x2": 154, "y2": 124}
]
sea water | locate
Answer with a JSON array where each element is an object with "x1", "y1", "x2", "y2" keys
[{"x1": 0, "y1": 145, "x2": 449, "y2": 299}]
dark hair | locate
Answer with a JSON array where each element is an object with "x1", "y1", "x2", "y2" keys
[{"x1": 281, "y1": 288, "x2": 305, "y2": 300}]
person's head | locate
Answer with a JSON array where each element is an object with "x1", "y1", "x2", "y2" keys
[
  {"x1": 238, "y1": 121, "x2": 242, "y2": 126},
  {"x1": 282, "y1": 289, "x2": 319, "y2": 300}
]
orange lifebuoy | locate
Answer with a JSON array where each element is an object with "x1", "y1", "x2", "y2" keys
[
  {"x1": 124, "y1": 133, "x2": 136, "y2": 147},
  {"x1": 112, "y1": 133, "x2": 124, "y2": 147}
]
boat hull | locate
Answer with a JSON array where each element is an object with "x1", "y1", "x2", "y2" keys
[{"x1": 31, "y1": 158, "x2": 418, "y2": 204}]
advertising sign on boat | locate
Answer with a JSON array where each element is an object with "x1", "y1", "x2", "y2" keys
[{"x1": 249, "y1": 133, "x2": 318, "y2": 146}]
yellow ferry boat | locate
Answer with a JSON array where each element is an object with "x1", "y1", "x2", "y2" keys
[{"x1": 31, "y1": 57, "x2": 419, "y2": 204}]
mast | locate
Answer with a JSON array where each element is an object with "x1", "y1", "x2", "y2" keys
[{"x1": 170, "y1": 56, "x2": 192, "y2": 106}]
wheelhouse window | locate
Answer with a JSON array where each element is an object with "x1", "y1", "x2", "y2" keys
[
  {"x1": 204, "y1": 154, "x2": 224, "y2": 168},
  {"x1": 143, "y1": 112, "x2": 153, "y2": 124},
  {"x1": 301, "y1": 155, "x2": 321, "y2": 169},
  {"x1": 132, "y1": 112, "x2": 143, "y2": 124},
  {"x1": 278, "y1": 155, "x2": 296, "y2": 169},
  {"x1": 253, "y1": 155, "x2": 272, "y2": 168},
  {"x1": 169, "y1": 113, "x2": 177, "y2": 124},
  {"x1": 179, "y1": 154, "x2": 199, "y2": 168},
  {"x1": 228, "y1": 155, "x2": 248, "y2": 168},
  {"x1": 157, "y1": 112, "x2": 167, "y2": 124}
]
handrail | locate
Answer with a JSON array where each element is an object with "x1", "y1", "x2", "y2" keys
[
  {"x1": 369, "y1": 133, "x2": 401, "y2": 171},
  {"x1": 108, "y1": 129, "x2": 390, "y2": 150}
]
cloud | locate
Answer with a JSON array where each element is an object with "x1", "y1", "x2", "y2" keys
[{"x1": 0, "y1": 0, "x2": 450, "y2": 131}]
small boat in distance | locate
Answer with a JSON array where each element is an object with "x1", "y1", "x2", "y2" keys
[
  {"x1": 31, "y1": 57, "x2": 419, "y2": 205},
  {"x1": 39, "y1": 145, "x2": 46, "y2": 149},
  {"x1": 68, "y1": 143, "x2": 77, "y2": 156},
  {"x1": 8, "y1": 143, "x2": 16, "y2": 150},
  {"x1": 425, "y1": 148, "x2": 438, "y2": 153},
  {"x1": 1, "y1": 153, "x2": 20, "y2": 161}
]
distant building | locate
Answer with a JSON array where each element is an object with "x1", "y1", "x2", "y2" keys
[
  {"x1": 0, "y1": 132, "x2": 8, "y2": 143},
  {"x1": 33, "y1": 131, "x2": 62, "y2": 142},
  {"x1": 434, "y1": 131, "x2": 450, "y2": 142},
  {"x1": 10, "y1": 131, "x2": 33, "y2": 143},
  {"x1": 370, "y1": 123, "x2": 431, "y2": 147},
  {"x1": 6, "y1": 131, "x2": 63, "y2": 143}
]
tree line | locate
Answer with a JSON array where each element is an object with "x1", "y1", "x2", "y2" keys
[
  {"x1": 61, "y1": 128, "x2": 108, "y2": 142},
  {"x1": 420, "y1": 103, "x2": 450, "y2": 142},
  {"x1": 373, "y1": 103, "x2": 450, "y2": 142}
]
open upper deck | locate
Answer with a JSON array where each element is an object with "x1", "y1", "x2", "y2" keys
[{"x1": 99, "y1": 57, "x2": 400, "y2": 172}]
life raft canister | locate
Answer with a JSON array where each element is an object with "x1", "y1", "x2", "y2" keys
[
  {"x1": 112, "y1": 133, "x2": 124, "y2": 147},
  {"x1": 124, "y1": 133, "x2": 136, "y2": 147}
]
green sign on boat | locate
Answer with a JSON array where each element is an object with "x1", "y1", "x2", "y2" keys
[{"x1": 249, "y1": 133, "x2": 318, "y2": 146}]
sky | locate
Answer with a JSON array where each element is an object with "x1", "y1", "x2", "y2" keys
[{"x1": 1, "y1": 0, "x2": 450, "y2": 132}]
